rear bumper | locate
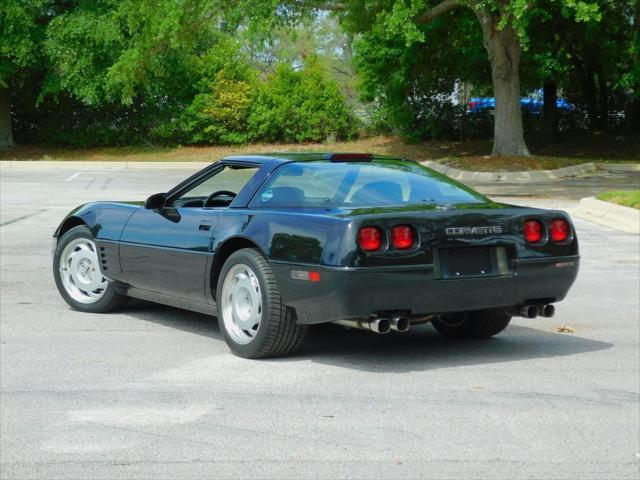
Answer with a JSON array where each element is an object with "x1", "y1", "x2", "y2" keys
[{"x1": 272, "y1": 255, "x2": 580, "y2": 325}]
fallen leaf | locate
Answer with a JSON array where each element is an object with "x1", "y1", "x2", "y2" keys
[{"x1": 557, "y1": 326, "x2": 575, "y2": 333}]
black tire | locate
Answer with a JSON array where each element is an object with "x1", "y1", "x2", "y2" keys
[
  {"x1": 53, "y1": 225, "x2": 129, "y2": 313},
  {"x1": 216, "y1": 248, "x2": 308, "y2": 359},
  {"x1": 432, "y1": 309, "x2": 511, "y2": 339}
]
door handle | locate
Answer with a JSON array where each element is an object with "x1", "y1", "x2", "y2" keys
[{"x1": 199, "y1": 222, "x2": 211, "y2": 231}]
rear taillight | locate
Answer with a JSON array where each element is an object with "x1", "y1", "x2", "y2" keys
[
  {"x1": 549, "y1": 219, "x2": 570, "y2": 242},
  {"x1": 358, "y1": 226, "x2": 382, "y2": 251},
  {"x1": 524, "y1": 219, "x2": 544, "y2": 243},
  {"x1": 391, "y1": 225, "x2": 413, "y2": 249},
  {"x1": 469, "y1": 101, "x2": 476, "y2": 109}
]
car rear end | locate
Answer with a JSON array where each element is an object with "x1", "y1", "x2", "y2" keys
[
  {"x1": 255, "y1": 156, "x2": 579, "y2": 328},
  {"x1": 276, "y1": 204, "x2": 579, "y2": 325}
]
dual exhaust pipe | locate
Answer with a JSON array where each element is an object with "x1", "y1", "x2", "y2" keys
[
  {"x1": 517, "y1": 304, "x2": 555, "y2": 319},
  {"x1": 334, "y1": 304, "x2": 556, "y2": 333},
  {"x1": 333, "y1": 316, "x2": 410, "y2": 334}
]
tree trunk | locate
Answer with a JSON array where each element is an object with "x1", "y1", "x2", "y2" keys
[
  {"x1": 628, "y1": 97, "x2": 640, "y2": 133},
  {"x1": 543, "y1": 80, "x2": 558, "y2": 140},
  {"x1": 0, "y1": 87, "x2": 14, "y2": 149},
  {"x1": 594, "y1": 60, "x2": 609, "y2": 130},
  {"x1": 582, "y1": 61, "x2": 599, "y2": 129},
  {"x1": 476, "y1": 12, "x2": 530, "y2": 156}
]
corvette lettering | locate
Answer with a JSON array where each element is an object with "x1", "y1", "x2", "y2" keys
[{"x1": 445, "y1": 226, "x2": 503, "y2": 235}]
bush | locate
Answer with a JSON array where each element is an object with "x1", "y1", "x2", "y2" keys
[
  {"x1": 12, "y1": 46, "x2": 358, "y2": 147},
  {"x1": 182, "y1": 70, "x2": 254, "y2": 144},
  {"x1": 174, "y1": 57, "x2": 358, "y2": 145},
  {"x1": 12, "y1": 92, "x2": 143, "y2": 147},
  {"x1": 248, "y1": 60, "x2": 359, "y2": 143},
  {"x1": 364, "y1": 97, "x2": 493, "y2": 143}
]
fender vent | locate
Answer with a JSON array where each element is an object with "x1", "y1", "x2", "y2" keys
[{"x1": 99, "y1": 246, "x2": 108, "y2": 271}]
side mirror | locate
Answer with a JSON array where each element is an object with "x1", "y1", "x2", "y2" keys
[{"x1": 144, "y1": 192, "x2": 167, "y2": 210}]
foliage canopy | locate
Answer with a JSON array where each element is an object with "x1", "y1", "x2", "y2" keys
[{"x1": 0, "y1": 0, "x2": 637, "y2": 150}]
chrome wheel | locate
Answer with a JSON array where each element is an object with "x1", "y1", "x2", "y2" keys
[
  {"x1": 58, "y1": 238, "x2": 107, "y2": 304},
  {"x1": 220, "y1": 263, "x2": 263, "y2": 345}
]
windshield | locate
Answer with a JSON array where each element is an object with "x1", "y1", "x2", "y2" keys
[{"x1": 251, "y1": 160, "x2": 486, "y2": 209}]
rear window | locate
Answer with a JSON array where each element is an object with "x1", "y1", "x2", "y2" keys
[{"x1": 251, "y1": 161, "x2": 486, "y2": 208}]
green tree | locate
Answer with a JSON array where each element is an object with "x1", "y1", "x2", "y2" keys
[
  {"x1": 243, "y1": 13, "x2": 358, "y2": 103},
  {"x1": 42, "y1": 0, "x2": 224, "y2": 105},
  {"x1": 242, "y1": 0, "x2": 603, "y2": 156},
  {"x1": 352, "y1": 8, "x2": 489, "y2": 140},
  {"x1": 0, "y1": 0, "x2": 48, "y2": 148},
  {"x1": 2, "y1": 0, "x2": 228, "y2": 147},
  {"x1": 522, "y1": 0, "x2": 637, "y2": 136},
  {"x1": 4, "y1": 0, "x2": 358, "y2": 147}
]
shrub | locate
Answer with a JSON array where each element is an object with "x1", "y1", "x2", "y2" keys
[
  {"x1": 12, "y1": 45, "x2": 359, "y2": 146},
  {"x1": 365, "y1": 97, "x2": 493, "y2": 143},
  {"x1": 182, "y1": 70, "x2": 254, "y2": 144},
  {"x1": 249, "y1": 60, "x2": 359, "y2": 143}
]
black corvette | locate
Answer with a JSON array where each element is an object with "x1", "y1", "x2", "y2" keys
[{"x1": 53, "y1": 153, "x2": 579, "y2": 358}]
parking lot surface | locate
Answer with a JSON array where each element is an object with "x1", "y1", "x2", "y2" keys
[{"x1": 1, "y1": 164, "x2": 639, "y2": 479}]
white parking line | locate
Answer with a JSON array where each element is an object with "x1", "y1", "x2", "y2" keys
[{"x1": 65, "y1": 172, "x2": 82, "y2": 182}]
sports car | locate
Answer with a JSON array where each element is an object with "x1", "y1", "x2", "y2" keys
[{"x1": 53, "y1": 153, "x2": 580, "y2": 358}]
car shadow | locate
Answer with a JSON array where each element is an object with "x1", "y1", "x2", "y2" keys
[
  {"x1": 122, "y1": 299, "x2": 221, "y2": 337},
  {"x1": 121, "y1": 300, "x2": 613, "y2": 373},
  {"x1": 295, "y1": 323, "x2": 612, "y2": 373}
]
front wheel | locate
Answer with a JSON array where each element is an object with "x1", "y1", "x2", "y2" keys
[
  {"x1": 216, "y1": 248, "x2": 308, "y2": 359},
  {"x1": 53, "y1": 225, "x2": 129, "y2": 313},
  {"x1": 431, "y1": 309, "x2": 511, "y2": 339}
]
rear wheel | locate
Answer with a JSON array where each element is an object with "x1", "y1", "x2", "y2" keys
[
  {"x1": 432, "y1": 309, "x2": 511, "y2": 339},
  {"x1": 53, "y1": 225, "x2": 129, "y2": 313},
  {"x1": 216, "y1": 248, "x2": 308, "y2": 359}
]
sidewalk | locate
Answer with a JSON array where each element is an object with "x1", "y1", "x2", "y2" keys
[{"x1": 569, "y1": 197, "x2": 640, "y2": 234}]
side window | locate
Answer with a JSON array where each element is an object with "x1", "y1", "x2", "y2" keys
[
  {"x1": 173, "y1": 166, "x2": 259, "y2": 207},
  {"x1": 253, "y1": 163, "x2": 348, "y2": 208}
]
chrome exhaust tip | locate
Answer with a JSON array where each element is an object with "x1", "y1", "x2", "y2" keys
[
  {"x1": 331, "y1": 318, "x2": 391, "y2": 334},
  {"x1": 390, "y1": 316, "x2": 410, "y2": 333},
  {"x1": 519, "y1": 305, "x2": 538, "y2": 319},
  {"x1": 368, "y1": 318, "x2": 391, "y2": 334},
  {"x1": 539, "y1": 304, "x2": 555, "y2": 318}
]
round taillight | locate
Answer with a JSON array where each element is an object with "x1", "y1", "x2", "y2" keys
[
  {"x1": 524, "y1": 219, "x2": 544, "y2": 243},
  {"x1": 549, "y1": 219, "x2": 570, "y2": 242},
  {"x1": 391, "y1": 225, "x2": 414, "y2": 249},
  {"x1": 358, "y1": 226, "x2": 383, "y2": 251}
]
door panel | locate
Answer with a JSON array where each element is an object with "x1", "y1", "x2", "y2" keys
[{"x1": 119, "y1": 207, "x2": 219, "y2": 301}]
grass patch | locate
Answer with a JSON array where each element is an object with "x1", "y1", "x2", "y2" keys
[
  {"x1": 596, "y1": 190, "x2": 640, "y2": 209},
  {"x1": 1, "y1": 132, "x2": 638, "y2": 171}
]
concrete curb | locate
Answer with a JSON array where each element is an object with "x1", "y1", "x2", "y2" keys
[
  {"x1": 594, "y1": 162, "x2": 640, "y2": 172},
  {"x1": 570, "y1": 197, "x2": 640, "y2": 234},
  {"x1": 422, "y1": 161, "x2": 640, "y2": 182},
  {"x1": 420, "y1": 160, "x2": 605, "y2": 183}
]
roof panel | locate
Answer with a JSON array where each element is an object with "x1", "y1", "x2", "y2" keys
[{"x1": 222, "y1": 152, "x2": 407, "y2": 163}]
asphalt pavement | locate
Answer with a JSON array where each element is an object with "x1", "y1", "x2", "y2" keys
[{"x1": 1, "y1": 164, "x2": 639, "y2": 479}]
